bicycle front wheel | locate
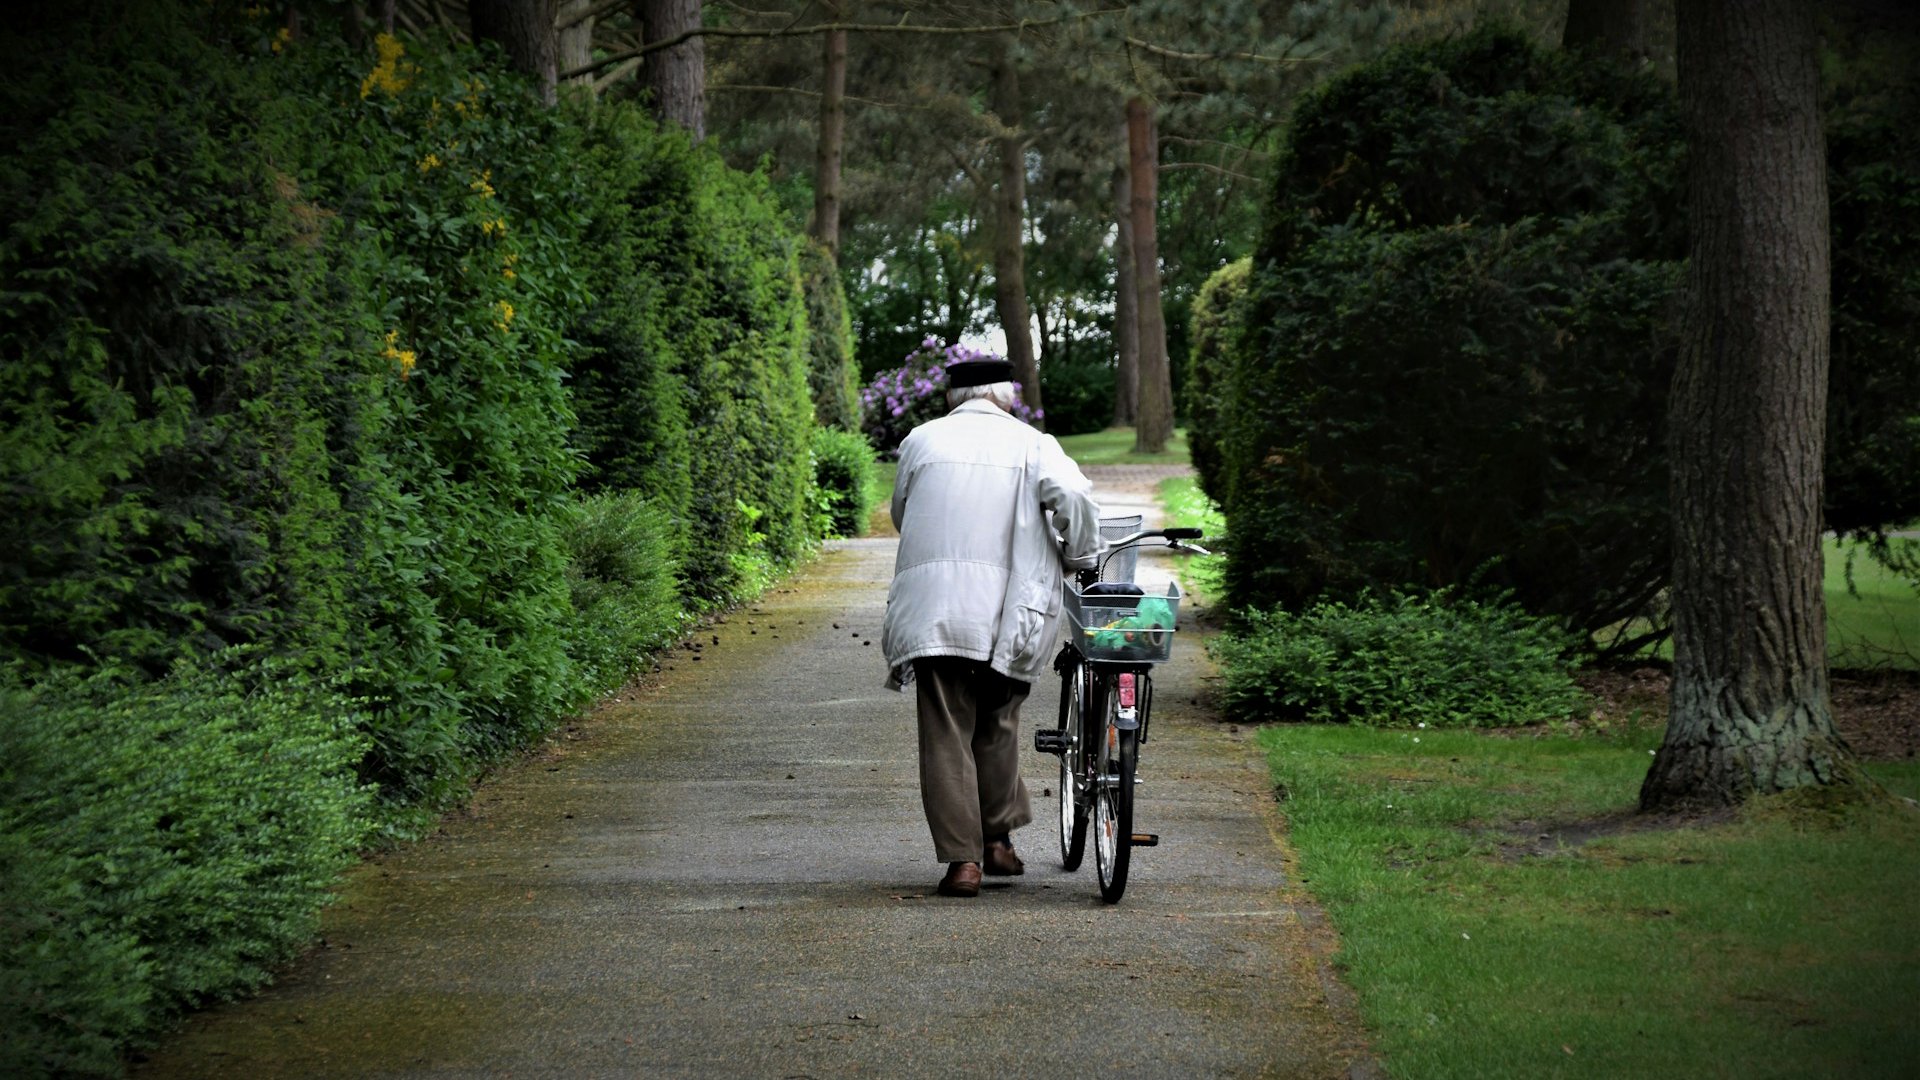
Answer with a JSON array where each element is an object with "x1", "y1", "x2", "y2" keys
[
  {"x1": 1058, "y1": 664, "x2": 1092, "y2": 870},
  {"x1": 1093, "y1": 682, "x2": 1137, "y2": 903}
]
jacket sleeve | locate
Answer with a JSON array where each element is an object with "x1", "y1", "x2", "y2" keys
[{"x1": 1034, "y1": 435, "x2": 1104, "y2": 571}]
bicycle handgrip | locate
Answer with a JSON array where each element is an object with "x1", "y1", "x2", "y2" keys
[{"x1": 1163, "y1": 528, "x2": 1203, "y2": 540}]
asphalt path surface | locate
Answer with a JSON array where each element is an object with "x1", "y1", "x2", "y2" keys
[{"x1": 137, "y1": 466, "x2": 1374, "y2": 1079}]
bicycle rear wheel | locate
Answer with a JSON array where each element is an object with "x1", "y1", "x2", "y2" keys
[
  {"x1": 1058, "y1": 664, "x2": 1092, "y2": 870},
  {"x1": 1093, "y1": 680, "x2": 1137, "y2": 903}
]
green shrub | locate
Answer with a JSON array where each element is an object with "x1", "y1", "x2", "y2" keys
[
  {"x1": 800, "y1": 241, "x2": 861, "y2": 431},
  {"x1": 562, "y1": 493, "x2": 687, "y2": 698},
  {"x1": 566, "y1": 107, "x2": 816, "y2": 605},
  {"x1": 1036, "y1": 347, "x2": 1117, "y2": 437},
  {"x1": 810, "y1": 428, "x2": 878, "y2": 538},
  {"x1": 1227, "y1": 26, "x2": 1682, "y2": 647},
  {"x1": 1210, "y1": 591, "x2": 1587, "y2": 728},
  {"x1": 1825, "y1": 38, "x2": 1920, "y2": 538},
  {"x1": 0, "y1": 4, "x2": 356, "y2": 675},
  {"x1": 0, "y1": 654, "x2": 373, "y2": 1077},
  {"x1": 1183, "y1": 258, "x2": 1250, "y2": 508}
]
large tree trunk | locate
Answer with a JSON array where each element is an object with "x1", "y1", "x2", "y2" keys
[
  {"x1": 1128, "y1": 96, "x2": 1173, "y2": 454},
  {"x1": 990, "y1": 34, "x2": 1041, "y2": 420},
  {"x1": 811, "y1": 3, "x2": 848, "y2": 255},
  {"x1": 1110, "y1": 119, "x2": 1138, "y2": 428},
  {"x1": 639, "y1": 0, "x2": 705, "y2": 139},
  {"x1": 557, "y1": 0, "x2": 596, "y2": 98},
  {"x1": 469, "y1": 0, "x2": 559, "y2": 105},
  {"x1": 1564, "y1": 0, "x2": 1651, "y2": 63},
  {"x1": 1642, "y1": 0, "x2": 1853, "y2": 810}
]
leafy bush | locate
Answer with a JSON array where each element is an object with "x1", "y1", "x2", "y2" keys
[
  {"x1": 859, "y1": 338, "x2": 1040, "y2": 455},
  {"x1": 1183, "y1": 258, "x2": 1250, "y2": 507},
  {"x1": 562, "y1": 493, "x2": 687, "y2": 698},
  {"x1": 1210, "y1": 591, "x2": 1587, "y2": 728},
  {"x1": 566, "y1": 107, "x2": 817, "y2": 605},
  {"x1": 811, "y1": 428, "x2": 878, "y2": 538},
  {"x1": 0, "y1": 654, "x2": 372, "y2": 1078},
  {"x1": 1825, "y1": 39, "x2": 1920, "y2": 539},
  {"x1": 0, "y1": 5, "x2": 357, "y2": 675},
  {"x1": 1036, "y1": 348, "x2": 1117, "y2": 437},
  {"x1": 1227, "y1": 26, "x2": 1682, "y2": 648},
  {"x1": 270, "y1": 29, "x2": 586, "y2": 801},
  {"x1": 800, "y1": 241, "x2": 861, "y2": 430}
]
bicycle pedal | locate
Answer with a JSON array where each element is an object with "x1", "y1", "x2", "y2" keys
[
  {"x1": 1130, "y1": 833, "x2": 1159, "y2": 846},
  {"x1": 1032, "y1": 730, "x2": 1068, "y2": 755}
]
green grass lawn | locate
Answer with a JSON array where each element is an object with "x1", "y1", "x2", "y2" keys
[
  {"x1": 1261, "y1": 723, "x2": 1920, "y2": 1079},
  {"x1": 1827, "y1": 538, "x2": 1920, "y2": 668},
  {"x1": 1054, "y1": 425, "x2": 1191, "y2": 465}
]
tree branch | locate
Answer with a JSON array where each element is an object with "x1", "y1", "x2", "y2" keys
[
  {"x1": 708, "y1": 83, "x2": 934, "y2": 110},
  {"x1": 561, "y1": 8, "x2": 1128, "y2": 80},
  {"x1": 1123, "y1": 37, "x2": 1326, "y2": 66},
  {"x1": 1158, "y1": 161, "x2": 1258, "y2": 183},
  {"x1": 560, "y1": 0, "x2": 628, "y2": 32}
]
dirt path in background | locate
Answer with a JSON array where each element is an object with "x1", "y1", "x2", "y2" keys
[{"x1": 135, "y1": 467, "x2": 1376, "y2": 1080}]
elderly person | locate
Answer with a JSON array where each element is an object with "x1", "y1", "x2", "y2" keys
[{"x1": 881, "y1": 357, "x2": 1103, "y2": 897}]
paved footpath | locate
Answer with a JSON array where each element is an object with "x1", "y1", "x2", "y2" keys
[{"x1": 137, "y1": 467, "x2": 1374, "y2": 1080}]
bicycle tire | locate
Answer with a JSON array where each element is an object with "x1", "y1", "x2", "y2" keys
[
  {"x1": 1058, "y1": 664, "x2": 1091, "y2": 870},
  {"x1": 1094, "y1": 683, "x2": 1137, "y2": 903}
]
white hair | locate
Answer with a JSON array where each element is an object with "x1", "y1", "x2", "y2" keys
[{"x1": 947, "y1": 381, "x2": 1020, "y2": 411}]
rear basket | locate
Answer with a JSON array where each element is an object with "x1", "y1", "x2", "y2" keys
[{"x1": 1063, "y1": 582, "x2": 1181, "y2": 663}]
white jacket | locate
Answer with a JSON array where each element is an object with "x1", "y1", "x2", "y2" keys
[{"x1": 882, "y1": 399, "x2": 1104, "y2": 689}]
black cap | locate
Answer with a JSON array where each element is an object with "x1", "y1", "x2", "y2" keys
[{"x1": 945, "y1": 358, "x2": 1016, "y2": 388}]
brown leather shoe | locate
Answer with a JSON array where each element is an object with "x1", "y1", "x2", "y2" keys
[
  {"x1": 983, "y1": 838, "x2": 1025, "y2": 877},
  {"x1": 936, "y1": 861, "x2": 982, "y2": 897}
]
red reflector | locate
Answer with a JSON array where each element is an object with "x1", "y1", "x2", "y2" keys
[{"x1": 1118, "y1": 672, "x2": 1136, "y2": 709}]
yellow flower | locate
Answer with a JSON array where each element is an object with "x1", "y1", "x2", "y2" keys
[
  {"x1": 380, "y1": 329, "x2": 417, "y2": 378},
  {"x1": 359, "y1": 33, "x2": 413, "y2": 99},
  {"x1": 417, "y1": 153, "x2": 442, "y2": 173},
  {"x1": 469, "y1": 169, "x2": 495, "y2": 200},
  {"x1": 271, "y1": 27, "x2": 291, "y2": 53},
  {"x1": 493, "y1": 300, "x2": 515, "y2": 332},
  {"x1": 480, "y1": 216, "x2": 507, "y2": 239},
  {"x1": 501, "y1": 252, "x2": 519, "y2": 280}
]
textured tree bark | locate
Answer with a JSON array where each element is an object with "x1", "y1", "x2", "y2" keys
[
  {"x1": 640, "y1": 0, "x2": 705, "y2": 139},
  {"x1": 469, "y1": 0, "x2": 559, "y2": 106},
  {"x1": 1128, "y1": 96, "x2": 1173, "y2": 454},
  {"x1": 990, "y1": 34, "x2": 1042, "y2": 421},
  {"x1": 1642, "y1": 0, "x2": 1854, "y2": 810},
  {"x1": 558, "y1": 0, "x2": 596, "y2": 97},
  {"x1": 1564, "y1": 0, "x2": 1650, "y2": 63},
  {"x1": 811, "y1": 1, "x2": 848, "y2": 256},
  {"x1": 1110, "y1": 118, "x2": 1138, "y2": 428}
]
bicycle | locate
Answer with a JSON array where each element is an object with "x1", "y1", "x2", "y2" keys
[{"x1": 1033, "y1": 516, "x2": 1208, "y2": 903}]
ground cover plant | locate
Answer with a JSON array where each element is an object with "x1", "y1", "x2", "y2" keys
[{"x1": 1260, "y1": 722, "x2": 1920, "y2": 1079}]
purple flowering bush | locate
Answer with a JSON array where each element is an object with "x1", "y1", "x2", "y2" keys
[{"x1": 859, "y1": 338, "x2": 1041, "y2": 455}]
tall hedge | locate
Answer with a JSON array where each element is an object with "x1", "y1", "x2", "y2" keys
[
  {"x1": 800, "y1": 241, "x2": 861, "y2": 431},
  {"x1": 1224, "y1": 27, "x2": 1683, "y2": 645},
  {"x1": 568, "y1": 108, "x2": 816, "y2": 604},
  {"x1": 1183, "y1": 257, "x2": 1251, "y2": 508},
  {"x1": 1, "y1": 8, "x2": 828, "y2": 1070}
]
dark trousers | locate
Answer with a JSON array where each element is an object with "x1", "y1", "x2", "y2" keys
[{"x1": 912, "y1": 657, "x2": 1034, "y2": 863}]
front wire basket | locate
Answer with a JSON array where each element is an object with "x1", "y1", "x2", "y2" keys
[{"x1": 1063, "y1": 580, "x2": 1181, "y2": 663}]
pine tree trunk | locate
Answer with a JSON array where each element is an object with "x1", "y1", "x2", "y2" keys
[
  {"x1": 469, "y1": 0, "x2": 559, "y2": 105},
  {"x1": 640, "y1": 0, "x2": 705, "y2": 139},
  {"x1": 557, "y1": 0, "x2": 595, "y2": 98},
  {"x1": 990, "y1": 35, "x2": 1041, "y2": 421},
  {"x1": 1128, "y1": 97, "x2": 1172, "y2": 454},
  {"x1": 1111, "y1": 119, "x2": 1138, "y2": 428},
  {"x1": 811, "y1": 2, "x2": 848, "y2": 256},
  {"x1": 1642, "y1": 0, "x2": 1854, "y2": 810}
]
